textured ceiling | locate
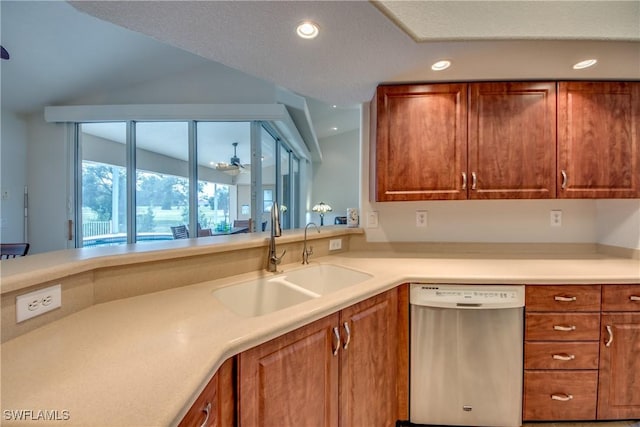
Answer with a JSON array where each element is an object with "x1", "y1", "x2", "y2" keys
[
  {"x1": 375, "y1": 1, "x2": 640, "y2": 42},
  {"x1": 70, "y1": 0, "x2": 640, "y2": 106}
]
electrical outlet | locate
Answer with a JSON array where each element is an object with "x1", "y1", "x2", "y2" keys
[
  {"x1": 550, "y1": 210, "x2": 562, "y2": 227},
  {"x1": 367, "y1": 211, "x2": 379, "y2": 228},
  {"x1": 416, "y1": 210, "x2": 428, "y2": 228},
  {"x1": 329, "y1": 238, "x2": 342, "y2": 251},
  {"x1": 16, "y1": 284, "x2": 62, "y2": 323}
]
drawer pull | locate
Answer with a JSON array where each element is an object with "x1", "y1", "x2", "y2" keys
[
  {"x1": 553, "y1": 325, "x2": 577, "y2": 332},
  {"x1": 630, "y1": 295, "x2": 640, "y2": 301},
  {"x1": 342, "y1": 322, "x2": 351, "y2": 350},
  {"x1": 552, "y1": 353, "x2": 576, "y2": 361},
  {"x1": 554, "y1": 295, "x2": 577, "y2": 302},
  {"x1": 332, "y1": 327, "x2": 340, "y2": 356},
  {"x1": 200, "y1": 402, "x2": 211, "y2": 427},
  {"x1": 605, "y1": 325, "x2": 613, "y2": 347},
  {"x1": 551, "y1": 393, "x2": 573, "y2": 402}
]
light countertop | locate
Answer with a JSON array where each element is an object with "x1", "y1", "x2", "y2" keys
[{"x1": 1, "y1": 251, "x2": 639, "y2": 426}]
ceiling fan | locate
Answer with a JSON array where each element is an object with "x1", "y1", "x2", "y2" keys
[{"x1": 215, "y1": 142, "x2": 249, "y2": 174}]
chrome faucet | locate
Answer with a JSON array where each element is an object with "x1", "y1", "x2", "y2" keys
[
  {"x1": 267, "y1": 201, "x2": 286, "y2": 272},
  {"x1": 302, "y1": 222, "x2": 320, "y2": 264}
]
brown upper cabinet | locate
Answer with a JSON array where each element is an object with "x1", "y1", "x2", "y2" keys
[
  {"x1": 372, "y1": 81, "x2": 640, "y2": 201},
  {"x1": 373, "y1": 83, "x2": 468, "y2": 201},
  {"x1": 468, "y1": 82, "x2": 556, "y2": 199},
  {"x1": 557, "y1": 81, "x2": 640, "y2": 198}
]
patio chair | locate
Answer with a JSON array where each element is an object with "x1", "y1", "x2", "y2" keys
[
  {"x1": 233, "y1": 219, "x2": 252, "y2": 233},
  {"x1": 1, "y1": 243, "x2": 30, "y2": 259},
  {"x1": 170, "y1": 225, "x2": 189, "y2": 239}
]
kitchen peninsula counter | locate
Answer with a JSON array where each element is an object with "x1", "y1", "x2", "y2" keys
[{"x1": 1, "y1": 240, "x2": 639, "y2": 426}]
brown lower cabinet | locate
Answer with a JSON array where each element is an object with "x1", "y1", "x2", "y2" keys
[
  {"x1": 179, "y1": 358, "x2": 235, "y2": 427},
  {"x1": 524, "y1": 284, "x2": 640, "y2": 421},
  {"x1": 238, "y1": 288, "x2": 401, "y2": 427},
  {"x1": 598, "y1": 312, "x2": 640, "y2": 419}
]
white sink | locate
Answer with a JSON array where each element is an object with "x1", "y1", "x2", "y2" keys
[
  {"x1": 212, "y1": 264, "x2": 372, "y2": 317},
  {"x1": 281, "y1": 264, "x2": 372, "y2": 295},
  {"x1": 212, "y1": 279, "x2": 314, "y2": 317}
]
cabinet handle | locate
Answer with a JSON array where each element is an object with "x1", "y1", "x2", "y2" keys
[
  {"x1": 199, "y1": 402, "x2": 211, "y2": 427},
  {"x1": 552, "y1": 353, "x2": 576, "y2": 361},
  {"x1": 471, "y1": 172, "x2": 477, "y2": 190},
  {"x1": 553, "y1": 325, "x2": 576, "y2": 332},
  {"x1": 332, "y1": 326, "x2": 340, "y2": 356},
  {"x1": 461, "y1": 172, "x2": 467, "y2": 190},
  {"x1": 605, "y1": 325, "x2": 613, "y2": 347},
  {"x1": 630, "y1": 295, "x2": 640, "y2": 301},
  {"x1": 342, "y1": 322, "x2": 351, "y2": 350},
  {"x1": 554, "y1": 295, "x2": 577, "y2": 302},
  {"x1": 551, "y1": 393, "x2": 573, "y2": 402},
  {"x1": 561, "y1": 170, "x2": 568, "y2": 190}
]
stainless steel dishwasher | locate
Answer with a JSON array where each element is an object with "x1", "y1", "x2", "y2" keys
[{"x1": 410, "y1": 283, "x2": 525, "y2": 427}]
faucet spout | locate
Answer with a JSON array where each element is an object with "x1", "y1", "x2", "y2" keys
[
  {"x1": 267, "y1": 202, "x2": 286, "y2": 272},
  {"x1": 302, "y1": 222, "x2": 320, "y2": 264}
]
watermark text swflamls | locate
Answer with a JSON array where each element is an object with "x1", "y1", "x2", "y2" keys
[{"x1": 3, "y1": 409, "x2": 70, "y2": 421}]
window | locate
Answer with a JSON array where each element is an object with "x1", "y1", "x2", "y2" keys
[
  {"x1": 75, "y1": 119, "x2": 303, "y2": 247},
  {"x1": 78, "y1": 122, "x2": 128, "y2": 247},
  {"x1": 135, "y1": 122, "x2": 189, "y2": 242}
]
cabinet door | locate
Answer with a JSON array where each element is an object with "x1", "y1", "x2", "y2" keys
[
  {"x1": 597, "y1": 313, "x2": 640, "y2": 419},
  {"x1": 558, "y1": 81, "x2": 640, "y2": 198},
  {"x1": 339, "y1": 289, "x2": 398, "y2": 427},
  {"x1": 238, "y1": 313, "x2": 339, "y2": 427},
  {"x1": 374, "y1": 84, "x2": 468, "y2": 201},
  {"x1": 468, "y1": 82, "x2": 556, "y2": 199},
  {"x1": 179, "y1": 370, "x2": 219, "y2": 427},
  {"x1": 179, "y1": 358, "x2": 235, "y2": 427}
]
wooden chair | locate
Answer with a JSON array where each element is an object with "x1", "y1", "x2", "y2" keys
[
  {"x1": 170, "y1": 225, "x2": 189, "y2": 239},
  {"x1": 233, "y1": 219, "x2": 252, "y2": 232},
  {"x1": 1, "y1": 243, "x2": 30, "y2": 259}
]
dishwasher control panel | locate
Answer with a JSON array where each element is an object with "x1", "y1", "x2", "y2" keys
[{"x1": 410, "y1": 284, "x2": 525, "y2": 309}]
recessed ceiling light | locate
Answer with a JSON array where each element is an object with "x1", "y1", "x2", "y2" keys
[
  {"x1": 431, "y1": 60, "x2": 451, "y2": 71},
  {"x1": 331, "y1": 105, "x2": 337, "y2": 108},
  {"x1": 296, "y1": 21, "x2": 319, "y2": 39},
  {"x1": 573, "y1": 59, "x2": 597, "y2": 70},
  {"x1": 331, "y1": 127, "x2": 338, "y2": 131}
]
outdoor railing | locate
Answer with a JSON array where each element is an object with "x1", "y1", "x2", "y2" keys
[{"x1": 83, "y1": 221, "x2": 112, "y2": 237}]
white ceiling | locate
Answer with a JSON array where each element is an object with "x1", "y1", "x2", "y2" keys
[
  {"x1": 68, "y1": 0, "x2": 640, "y2": 106},
  {"x1": 1, "y1": 1, "x2": 638, "y2": 154}
]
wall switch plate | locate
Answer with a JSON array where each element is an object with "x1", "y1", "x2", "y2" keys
[
  {"x1": 367, "y1": 211, "x2": 379, "y2": 228},
  {"x1": 16, "y1": 284, "x2": 62, "y2": 323},
  {"x1": 550, "y1": 210, "x2": 562, "y2": 227},
  {"x1": 416, "y1": 210, "x2": 428, "y2": 228},
  {"x1": 329, "y1": 238, "x2": 342, "y2": 251}
]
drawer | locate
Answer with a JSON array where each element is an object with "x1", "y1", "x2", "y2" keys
[
  {"x1": 524, "y1": 342, "x2": 599, "y2": 369},
  {"x1": 526, "y1": 285, "x2": 601, "y2": 312},
  {"x1": 523, "y1": 370, "x2": 597, "y2": 421},
  {"x1": 602, "y1": 284, "x2": 640, "y2": 312},
  {"x1": 525, "y1": 313, "x2": 600, "y2": 341}
]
